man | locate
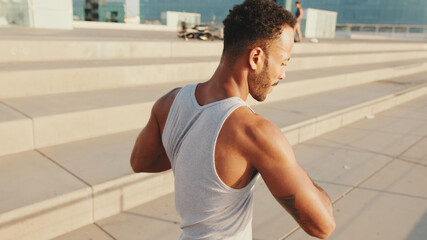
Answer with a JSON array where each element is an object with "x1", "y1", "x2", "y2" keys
[
  {"x1": 294, "y1": 1, "x2": 303, "y2": 42},
  {"x1": 131, "y1": 0, "x2": 335, "y2": 239}
]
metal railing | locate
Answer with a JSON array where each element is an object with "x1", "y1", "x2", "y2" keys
[
  {"x1": 336, "y1": 23, "x2": 427, "y2": 40},
  {"x1": 336, "y1": 23, "x2": 427, "y2": 34}
]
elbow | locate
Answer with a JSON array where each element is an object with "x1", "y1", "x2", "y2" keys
[
  {"x1": 306, "y1": 218, "x2": 336, "y2": 239},
  {"x1": 130, "y1": 158, "x2": 140, "y2": 173},
  {"x1": 130, "y1": 153, "x2": 144, "y2": 173}
]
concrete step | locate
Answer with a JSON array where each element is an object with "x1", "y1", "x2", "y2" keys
[
  {"x1": 292, "y1": 41, "x2": 427, "y2": 54},
  {"x1": 1, "y1": 60, "x2": 426, "y2": 155},
  {"x1": 0, "y1": 81, "x2": 188, "y2": 153},
  {"x1": 1, "y1": 50, "x2": 426, "y2": 98},
  {"x1": 0, "y1": 56, "x2": 220, "y2": 98},
  {"x1": 52, "y1": 90, "x2": 427, "y2": 240},
  {"x1": 0, "y1": 151, "x2": 93, "y2": 240},
  {"x1": 2, "y1": 72, "x2": 427, "y2": 240},
  {"x1": 0, "y1": 132, "x2": 173, "y2": 240},
  {"x1": 1, "y1": 36, "x2": 426, "y2": 63},
  {"x1": 0, "y1": 103, "x2": 33, "y2": 156},
  {"x1": 0, "y1": 40, "x2": 224, "y2": 63},
  {"x1": 254, "y1": 58, "x2": 427, "y2": 105}
]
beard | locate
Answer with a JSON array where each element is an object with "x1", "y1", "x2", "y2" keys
[{"x1": 249, "y1": 61, "x2": 271, "y2": 102}]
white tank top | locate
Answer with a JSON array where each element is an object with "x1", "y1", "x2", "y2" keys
[{"x1": 162, "y1": 84, "x2": 260, "y2": 240}]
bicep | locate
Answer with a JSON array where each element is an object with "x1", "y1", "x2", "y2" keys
[
  {"x1": 255, "y1": 136, "x2": 317, "y2": 220},
  {"x1": 249, "y1": 126, "x2": 333, "y2": 236}
]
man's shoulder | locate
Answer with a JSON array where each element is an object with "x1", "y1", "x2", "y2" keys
[
  {"x1": 152, "y1": 87, "x2": 182, "y2": 128},
  {"x1": 226, "y1": 106, "x2": 284, "y2": 146},
  {"x1": 153, "y1": 88, "x2": 181, "y2": 114},
  {"x1": 224, "y1": 106, "x2": 291, "y2": 167}
]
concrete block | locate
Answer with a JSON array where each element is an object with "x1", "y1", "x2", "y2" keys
[
  {"x1": 282, "y1": 128, "x2": 300, "y2": 146},
  {"x1": 371, "y1": 98, "x2": 394, "y2": 114},
  {"x1": 121, "y1": 171, "x2": 175, "y2": 211},
  {"x1": 361, "y1": 160, "x2": 427, "y2": 197},
  {"x1": 4, "y1": 87, "x2": 160, "y2": 147},
  {"x1": 33, "y1": 102, "x2": 152, "y2": 147},
  {"x1": 252, "y1": 104, "x2": 308, "y2": 129},
  {"x1": 92, "y1": 172, "x2": 174, "y2": 221},
  {"x1": 399, "y1": 137, "x2": 427, "y2": 165},
  {"x1": 288, "y1": 51, "x2": 427, "y2": 71},
  {"x1": 392, "y1": 61, "x2": 427, "y2": 77},
  {"x1": 92, "y1": 176, "x2": 136, "y2": 221},
  {"x1": 259, "y1": 60, "x2": 427, "y2": 106},
  {"x1": 341, "y1": 106, "x2": 372, "y2": 126},
  {"x1": 294, "y1": 138, "x2": 393, "y2": 187},
  {"x1": 0, "y1": 40, "x2": 222, "y2": 63},
  {"x1": 97, "y1": 193, "x2": 181, "y2": 240},
  {"x1": 0, "y1": 103, "x2": 33, "y2": 156},
  {"x1": 291, "y1": 42, "x2": 427, "y2": 54},
  {"x1": 394, "y1": 85, "x2": 427, "y2": 106},
  {"x1": 345, "y1": 68, "x2": 392, "y2": 86},
  {"x1": 171, "y1": 41, "x2": 223, "y2": 57},
  {"x1": 315, "y1": 114, "x2": 343, "y2": 136},
  {"x1": 0, "y1": 58, "x2": 216, "y2": 98},
  {"x1": 39, "y1": 129, "x2": 174, "y2": 221},
  {"x1": 39, "y1": 130, "x2": 139, "y2": 185},
  {"x1": 2, "y1": 52, "x2": 425, "y2": 99},
  {"x1": 252, "y1": 180, "x2": 298, "y2": 240},
  {"x1": 330, "y1": 122, "x2": 421, "y2": 158},
  {"x1": 288, "y1": 161, "x2": 427, "y2": 240},
  {"x1": 0, "y1": 151, "x2": 92, "y2": 240},
  {"x1": 298, "y1": 121, "x2": 317, "y2": 143},
  {"x1": 53, "y1": 224, "x2": 114, "y2": 240}
]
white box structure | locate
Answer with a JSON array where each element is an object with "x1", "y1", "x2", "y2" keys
[
  {"x1": 164, "y1": 11, "x2": 201, "y2": 28},
  {"x1": 29, "y1": 0, "x2": 73, "y2": 29},
  {"x1": 0, "y1": 0, "x2": 73, "y2": 29},
  {"x1": 304, "y1": 8, "x2": 337, "y2": 39}
]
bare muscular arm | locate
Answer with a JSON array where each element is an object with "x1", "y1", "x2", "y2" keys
[
  {"x1": 130, "y1": 88, "x2": 180, "y2": 173},
  {"x1": 241, "y1": 115, "x2": 335, "y2": 239}
]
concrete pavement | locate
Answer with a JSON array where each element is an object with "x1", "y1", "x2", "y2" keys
[
  {"x1": 284, "y1": 94, "x2": 427, "y2": 240},
  {"x1": 54, "y1": 82, "x2": 427, "y2": 240}
]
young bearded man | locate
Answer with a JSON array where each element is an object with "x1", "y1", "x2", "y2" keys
[{"x1": 131, "y1": 0, "x2": 336, "y2": 239}]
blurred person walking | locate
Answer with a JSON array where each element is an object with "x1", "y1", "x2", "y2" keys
[{"x1": 294, "y1": 1, "x2": 303, "y2": 42}]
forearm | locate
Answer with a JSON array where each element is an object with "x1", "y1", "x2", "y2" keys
[
  {"x1": 310, "y1": 178, "x2": 334, "y2": 216},
  {"x1": 131, "y1": 145, "x2": 171, "y2": 173},
  {"x1": 147, "y1": 151, "x2": 171, "y2": 172}
]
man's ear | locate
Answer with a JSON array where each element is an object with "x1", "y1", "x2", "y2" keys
[{"x1": 249, "y1": 47, "x2": 265, "y2": 71}]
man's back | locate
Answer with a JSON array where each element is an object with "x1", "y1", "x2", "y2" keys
[
  {"x1": 162, "y1": 84, "x2": 259, "y2": 239},
  {"x1": 131, "y1": 1, "x2": 335, "y2": 239}
]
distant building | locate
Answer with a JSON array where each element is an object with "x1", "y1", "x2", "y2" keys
[
  {"x1": 73, "y1": 0, "x2": 126, "y2": 23},
  {"x1": 290, "y1": 0, "x2": 427, "y2": 25},
  {"x1": 139, "y1": 0, "x2": 244, "y2": 26},
  {"x1": 138, "y1": 0, "x2": 427, "y2": 27}
]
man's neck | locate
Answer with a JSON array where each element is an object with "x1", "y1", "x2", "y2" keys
[{"x1": 196, "y1": 59, "x2": 250, "y2": 105}]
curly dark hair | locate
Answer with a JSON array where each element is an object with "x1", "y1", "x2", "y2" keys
[{"x1": 223, "y1": 0, "x2": 296, "y2": 57}]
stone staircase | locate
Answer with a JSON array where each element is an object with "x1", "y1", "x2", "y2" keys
[{"x1": 1, "y1": 29, "x2": 427, "y2": 240}]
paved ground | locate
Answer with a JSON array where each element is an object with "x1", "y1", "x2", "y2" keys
[
  {"x1": 53, "y1": 86, "x2": 427, "y2": 240},
  {"x1": 283, "y1": 94, "x2": 427, "y2": 240}
]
